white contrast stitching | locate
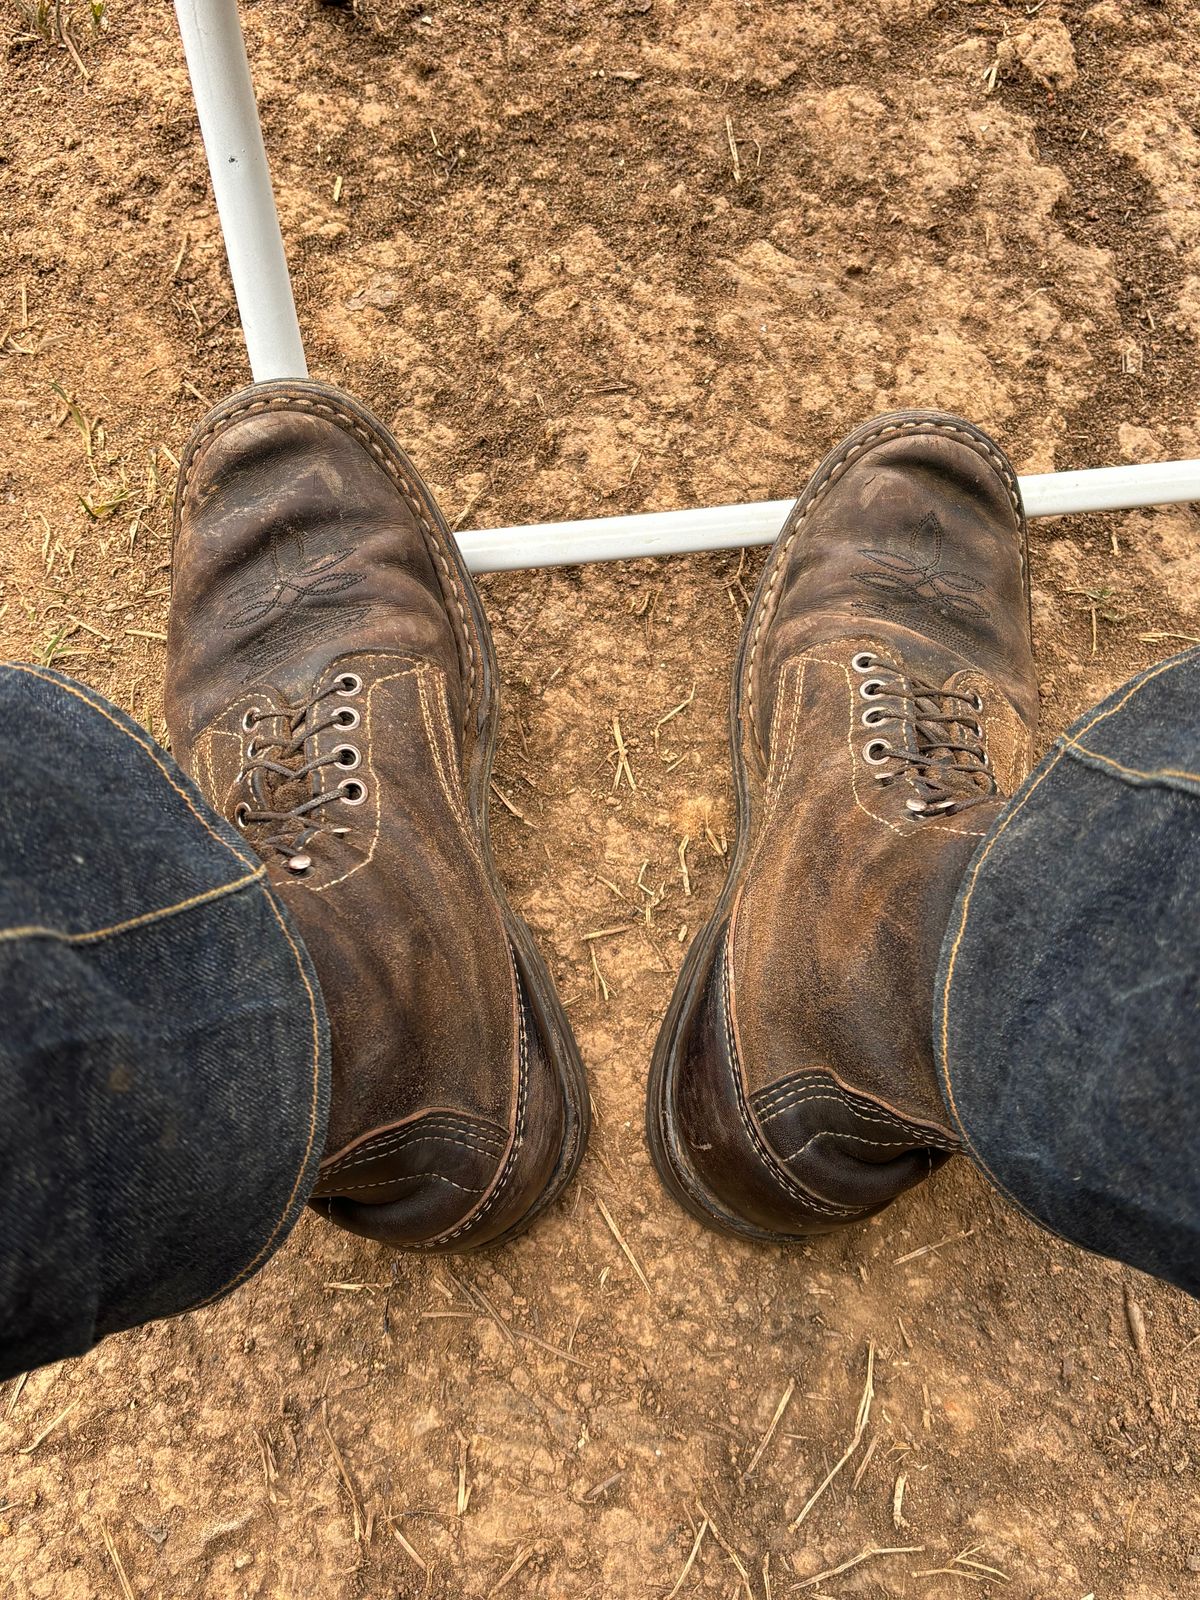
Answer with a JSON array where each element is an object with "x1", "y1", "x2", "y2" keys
[
  {"x1": 178, "y1": 392, "x2": 479, "y2": 726},
  {"x1": 746, "y1": 419, "x2": 1023, "y2": 742},
  {"x1": 721, "y1": 947, "x2": 862, "y2": 1219}
]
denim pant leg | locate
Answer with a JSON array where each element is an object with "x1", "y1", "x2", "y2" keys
[
  {"x1": 936, "y1": 647, "x2": 1200, "y2": 1296},
  {"x1": 0, "y1": 664, "x2": 331, "y2": 1379}
]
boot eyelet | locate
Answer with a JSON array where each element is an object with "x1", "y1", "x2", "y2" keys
[
  {"x1": 971, "y1": 692, "x2": 984, "y2": 712},
  {"x1": 335, "y1": 673, "x2": 362, "y2": 697},
  {"x1": 286, "y1": 854, "x2": 312, "y2": 875},
  {"x1": 246, "y1": 738, "x2": 261, "y2": 760},
  {"x1": 241, "y1": 707, "x2": 260, "y2": 732},
  {"x1": 332, "y1": 744, "x2": 361, "y2": 771},
  {"x1": 850, "y1": 652, "x2": 877, "y2": 674},
  {"x1": 859, "y1": 678, "x2": 888, "y2": 700},
  {"x1": 861, "y1": 706, "x2": 888, "y2": 728},
  {"x1": 339, "y1": 778, "x2": 368, "y2": 806},
  {"x1": 234, "y1": 802, "x2": 251, "y2": 828},
  {"x1": 332, "y1": 705, "x2": 360, "y2": 730},
  {"x1": 863, "y1": 738, "x2": 892, "y2": 766}
]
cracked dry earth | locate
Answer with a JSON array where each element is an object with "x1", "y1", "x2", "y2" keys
[{"x1": 2, "y1": 1, "x2": 1200, "y2": 1596}]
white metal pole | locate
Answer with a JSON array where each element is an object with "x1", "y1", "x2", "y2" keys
[
  {"x1": 172, "y1": 7, "x2": 1199, "y2": 572},
  {"x1": 458, "y1": 459, "x2": 1200, "y2": 574},
  {"x1": 174, "y1": 0, "x2": 307, "y2": 381}
]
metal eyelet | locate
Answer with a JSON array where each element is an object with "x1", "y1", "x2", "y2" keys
[
  {"x1": 335, "y1": 673, "x2": 362, "y2": 697},
  {"x1": 861, "y1": 706, "x2": 888, "y2": 728},
  {"x1": 241, "y1": 707, "x2": 260, "y2": 733},
  {"x1": 971, "y1": 692, "x2": 984, "y2": 712},
  {"x1": 339, "y1": 778, "x2": 368, "y2": 806},
  {"x1": 286, "y1": 854, "x2": 312, "y2": 875},
  {"x1": 863, "y1": 738, "x2": 892, "y2": 766},
  {"x1": 332, "y1": 744, "x2": 361, "y2": 771},
  {"x1": 234, "y1": 802, "x2": 251, "y2": 828},
  {"x1": 332, "y1": 705, "x2": 360, "y2": 731},
  {"x1": 859, "y1": 678, "x2": 888, "y2": 700},
  {"x1": 850, "y1": 652, "x2": 877, "y2": 674},
  {"x1": 245, "y1": 738, "x2": 261, "y2": 761}
]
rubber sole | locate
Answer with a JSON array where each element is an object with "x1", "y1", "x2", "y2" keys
[
  {"x1": 174, "y1": 379, "x2": 591, "y2": 1252},
  {"x1": 645, "y1": 410, "x2": 1032, "y2": 1244}
]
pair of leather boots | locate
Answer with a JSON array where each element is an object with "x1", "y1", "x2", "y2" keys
[{"x1": 165, "y1": 383, "x2": 1036, "y2": 1252}]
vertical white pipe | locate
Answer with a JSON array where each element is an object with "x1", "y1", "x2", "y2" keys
[{"x1": 173, "y1": 0, "x2": 308, "y2": 381}]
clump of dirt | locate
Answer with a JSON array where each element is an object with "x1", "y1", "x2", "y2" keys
[{"x1": 2, "y1": 2, "x2": 1199, "y2": 1597}]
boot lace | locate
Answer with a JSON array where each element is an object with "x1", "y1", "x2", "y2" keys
[
  {"x1": 234, "y1": 672, "x2": 366, "y2": 873},
  {"x1": 850, "y1": 650, "x2": 996, "y2": 817}
]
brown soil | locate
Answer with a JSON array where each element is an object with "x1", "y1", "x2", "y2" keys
[{"x1": 2, "y1": 2, "x2": 1200, "y2": 1596}]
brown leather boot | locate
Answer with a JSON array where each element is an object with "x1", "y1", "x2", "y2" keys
[
  {"x1": 165, "y1": 381, "x2": 589, "y2": 1251},
  {"x1": 647, "y1": 412, "x2": 1038, "y2": 1241}
]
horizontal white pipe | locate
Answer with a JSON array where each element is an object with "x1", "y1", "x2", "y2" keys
[
  {"x1": 174, "y1": 0, "x2": 307, "y2": 382},
  {"x1": 460, "y1": 459, "x2": 1200, "y2": 573}
]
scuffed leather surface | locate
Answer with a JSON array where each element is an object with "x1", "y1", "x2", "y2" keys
[
  {"x1": 659, "y1": 416, "x2": 1039, "y2": 1237},
  {"x1": 165, "y1": 385, "x2": 574, "y2": 1249}
]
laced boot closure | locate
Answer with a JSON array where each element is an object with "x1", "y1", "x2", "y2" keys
[
  {"x1": 850, "y1": 650, "x2": 997, "y2": 818},
  {"x1": 165, "y1": 379, "x2": 590, "y2": 1251},
  {"x1": 235, "y1": 672, "x2": 366, "y2": 874},
  {"x1": 648, "y1": 411, "x2": 1039, "y2": 1243}
]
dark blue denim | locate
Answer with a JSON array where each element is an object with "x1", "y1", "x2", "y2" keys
[
  {"x1": 0, "y1": 664, "x2": 331, "y2": 1380},
  {"x1": 937, "y1": 647, "x2": 1200, "y2": 1296}
]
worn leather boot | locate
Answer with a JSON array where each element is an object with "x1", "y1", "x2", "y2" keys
[
  {"x1": 648, "y1": 412, "x2": 1037, "y2": 1241},
  {"x1": 165, "y1": 381, "x2": 589, "y2": 1250}
]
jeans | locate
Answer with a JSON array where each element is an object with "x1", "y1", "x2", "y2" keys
[
  {"x1": 0, "y1": 651, "x2": 1194, "y2": 1384},
  {"x1": 936, "y1": 646, "x2": 1200, "y2": 1297},
  {"x1": 0, "y1": 664, "x2": 330, "y2": 1382}
]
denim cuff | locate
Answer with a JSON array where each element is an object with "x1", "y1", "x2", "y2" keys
[
  {"x1": 0, "y1": 665, "x2": 332, "y2": 1378},
  {"x1": 935, "y1": 648, "x2": 1200, "y2": 1297}
]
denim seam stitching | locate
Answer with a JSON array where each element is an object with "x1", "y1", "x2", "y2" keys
[
  {"x1": 937, "y1": 652, "x2": 1188, "y2": 1213},
  {"x1": 1061, "y1": 735, "x2": 1200, "y2": 789},
  {"x1": 189, "y1": 883, "x2": 325, "y2": 1306},
  {"x1": 0, "y1": 868, "x2": 266, "y2": 947},
  {"x1": 1, "y1": 663, "x2": 261, "y2": 874}
]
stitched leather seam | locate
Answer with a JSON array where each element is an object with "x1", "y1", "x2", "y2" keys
[
  {"x1": 764, "y1": 656, "x2": 794, "y2": 790},
  {"x1": 721, "y1": 948, "x2": 862, "y2": 1219},
  {"x1": 790, "y1": 1132, "x2": 927, "y2": 1154},
  {"x1": 331, "y1": 1170, "x2": 487, "y2": 1195},
  {"x1": 305, "y1": 665, "x2": 412, "y2": 894},
  {"x1": 323, "y1": 1127, "x2": 507, "y2": 1177},
  {"x1": 761, "y1": 1088, "x2": 960, "y2": 1152},
  {"x1": 414, "y1": 978, "x2": 529, "y2": 1248},
  {"x1": 754, "y1": 1066, "x2": 845, "y2": 1108},
  {"x1": 801, "y1": 649, "x2": 990, "y2": 840},
  {"x1": 754, "y1": 1069, "x2": 841, "y2": 1111},
  {"x1": 746, "y1": 420, "x2": 1023, "y2": 743},
  {"x1": 416, "y1": 668, "x2": 489, "y2": 878},
  {"x1": 325, "y1": 1113, "x2": 506, "y2": 1150},
  {"x1": 178, "y1": 393, "x2": 478, "y2": 726}
]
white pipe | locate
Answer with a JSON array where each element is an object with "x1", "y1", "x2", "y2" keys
[
  {"x1": 174, "y1": 0, "x2": 307, "y2": 381},
  {"x1": 459, "y1": 459, "x2": 1200, "y2": 574},
  {"x1": 171, "y1": 8, "x2": 1198, "y2": 572}
]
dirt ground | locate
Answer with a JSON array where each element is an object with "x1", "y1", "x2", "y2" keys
[{"x1": 2, "y1": 1, "x2": 1200, "y2": 1595}]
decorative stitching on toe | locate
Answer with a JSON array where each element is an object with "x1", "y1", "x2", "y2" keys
[
  {"x1": 745, "y1": 418, "x2": 1023, "y2": 752},
  {"x1": 176, "y1": 391, "x2": 480, "y2": 731}
]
